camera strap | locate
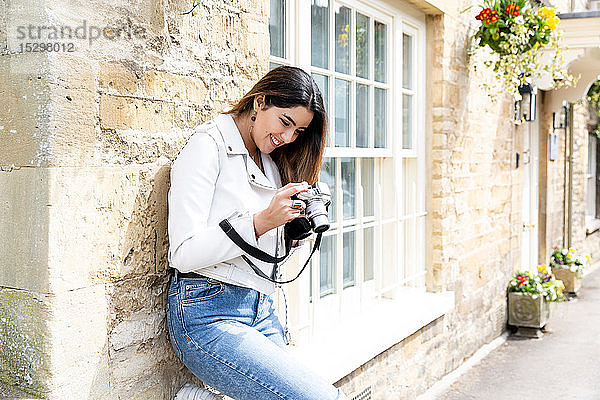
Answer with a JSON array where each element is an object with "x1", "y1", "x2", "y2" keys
[
  {"x1": 219, "y1": 219, "x2": 290, "y2": 263},
  {"x1": 219, "y1": 218, "x2": 323, "y2": 284},
  {"x1": 241, "y1": 233, "x2": 322, "y2": 284}
]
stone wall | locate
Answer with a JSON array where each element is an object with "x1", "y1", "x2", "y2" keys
[
  {"x1": 570, "y1": 100, "x2": 600, "y2": 263},
  {"x1": 540, "y1": 90, "x2": 600, "y2": 266},
  {"x1": 1, "y1": 0, "x2": 269, "y2": 398}
]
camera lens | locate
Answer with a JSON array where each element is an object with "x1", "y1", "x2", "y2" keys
[{"x1": 305, "y1": 199, "x2": 330, "y2": 233}]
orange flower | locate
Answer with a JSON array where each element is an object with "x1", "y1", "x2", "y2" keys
[
  {"x1": 506, "y1": 3, "x2": 520, "y2": 16},
  {"x1": 476, "y1": 7, "x2": 496, "y2": 21}
]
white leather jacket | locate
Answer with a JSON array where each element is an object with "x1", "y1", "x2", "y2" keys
[{"x1": 167, "y1": 113, "x2": 301, "y2": 294}]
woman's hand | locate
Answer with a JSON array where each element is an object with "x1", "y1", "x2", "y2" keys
[{"x1": 253, "y1": 182, "x2": 309, "y2": 238}]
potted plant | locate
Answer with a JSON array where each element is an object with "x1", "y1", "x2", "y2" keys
[
  {"x1": 549, "y1": 246, "x2": 592, "y2": 294},
  {"x1": 507, "y1": 265, "x2": 565, "y2": 333},
  {"x1": 468, "y1": 0, "x2": 576, "y2": 102}
]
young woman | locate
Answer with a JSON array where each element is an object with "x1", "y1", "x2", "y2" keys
[{"x1": 166, "y1": 66, "x2": 348, "y2": 400}]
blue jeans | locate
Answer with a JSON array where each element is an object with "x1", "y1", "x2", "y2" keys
[{"x1": 166, "y1": 270, "x2": 347, "y2": 400}]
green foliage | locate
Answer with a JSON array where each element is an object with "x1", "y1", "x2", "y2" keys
[
  {"x1": 588, "y1": 80, "x2": 600, "y2": 114},
  {"x1": 469, "y1": 0, "x2": 576, "y2": 101},
  {"x1": 586, "y1": 80, "x2": 600, "y2": 140},
  {"x1": 507, "y1": 266, "x2": 566, "y2": 302},
  {"x1": 549, "y1": 246, "x2": 591, "y2": 279}
]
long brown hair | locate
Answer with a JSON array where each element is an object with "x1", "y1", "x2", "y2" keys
[{"x1": 225, "y1": 66, "x2": 328, "y2": 185}]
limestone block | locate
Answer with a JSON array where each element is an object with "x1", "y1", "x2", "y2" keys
[
  {"x1": 174, "y1": 104, "x2": 206, "y2": 130},
  {"x1": 0, "y1": 53, "x2": 95, "y2": 167},
  {"x1": 48, "y1": 284, "x2": 109, "y2": 399},
  {"x1": 99, "y1": 61, "x2": 139, "y2": 95},
  {"x1": 99, "y1": 94, "x2": 175, "y2": 132},
  {"x1": 106, "y1": 274, "x2": 169, "y2": 331},
  {"x1": 108, "y1": 336, "x2": 177, "y2": 399},
  {"x1": 46, "y1": 54, "x2": 96, "y2": 167},
  {"x1": 47, "y1": 163, "x2": 170, "y2": 292},
  {"x1": 96, "y1": 128, "x2": 192, "y2": 165},
  {"x1": 0, "y1": 53, "x2": 52, "y2": 167},
  {"x1": 144, "y1": 70, "x2": 208, "y2": 104},
  {"x1": 110, "y1": 311, "x2": 165, "y2": 351},
  {"x1": 0, "y1": 288, "x2": 51, "y2": 398},
  {"x1": 0, "y1": 167, "x2": 50, "y2": 293}
]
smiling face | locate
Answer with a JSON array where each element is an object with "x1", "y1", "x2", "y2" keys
[{"x1": 252, "y1": 95, "x2": 314, "y2": 154}]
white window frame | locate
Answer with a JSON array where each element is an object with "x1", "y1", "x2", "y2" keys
[
  {"x1": 586, "y1": 133, "x2": 599, "y2": 230},
  {"x1": 268, "y1": 0, "x2": 453, "y2": 383},
  {"x1": 269, "y1": 0, "x2": 295, "y2": 67}
]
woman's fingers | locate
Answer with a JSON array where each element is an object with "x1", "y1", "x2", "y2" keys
[
  {"x1": 278, "y1": 181, "x2": 309, "y2": 199},
  {"x1": 287, "y1": 210, "x2": 303, "y2": 222}
]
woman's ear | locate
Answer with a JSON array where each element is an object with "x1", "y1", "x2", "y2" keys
[{"x1": 253, "y1": 94, "x2": 265, "y2": 111}]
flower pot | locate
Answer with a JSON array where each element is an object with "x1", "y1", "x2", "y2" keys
[
  {"x1": 508, "y1": 292, "x2": 550, "y2": 328},
  {"x1": 553, "y1": 268, "x2": 581, "y2": 294}
]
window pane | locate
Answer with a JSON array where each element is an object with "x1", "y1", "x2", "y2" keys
[
  {"x1": 312, "y1": 73, "x2": 329, "y2": 116},
  {"x1": 320, "y1": 234, "x2": 336, "y2": 296},
  {"x1": 403, "y1": 94, "x2": 413, "y2": 149},
  {"x1": 341, "y1": 158, "x2": 356, "y2": 219},
  {"x1": 335, "y1": 78, "x2": 350, "y2": 147},
  {"x1": 374, "y1": 88, "x2": 387, "y2": 148},
  {"x1": 361, "y1": 158, "x2": 374, "y2": 216},
  {"x1": 364, "y1": 226, "x2": 374, "y2": 281},
  {"x1": 403, "y1": 33, "x2": 413, "y2": 89},
  {"x1": 374, "y1": 21, "x2": 387, "y2": 83},
  {"x1": 356, "y1": 12, "x2": 369, "y2": 79},
  {"x1": 343, "y1": 230, "x2": 355, "y2": 288},
  {"x1": 269, "y1": 62, "x2": 283, "y2": 70},
  {"x1": 356, "y1": 83, "x2": 369, "y2": 148},
  {"x1": 320, "y1": 158, "x2": 336, "y2": 223},
  {"x1": 334, "y1": 4, "x2": 351, "y2": 74},
  {"x1": 269, "y1": 0, "x2": 285, "y2": 58},
  {"x1": 311, "y1": 0, "x2": 329, "y2": 68}
]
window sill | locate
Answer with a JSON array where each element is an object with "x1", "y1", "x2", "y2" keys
[
  {"x1": 287, "y1": 288, "x2": 455, "y2": 384},
  {"x1": 586, "y1": 218, "x2": 600, "y2": 235}
]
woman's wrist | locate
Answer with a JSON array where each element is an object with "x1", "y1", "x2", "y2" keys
[{"x1": 253, "y1": 210, "x2": 273, "y2": 239}]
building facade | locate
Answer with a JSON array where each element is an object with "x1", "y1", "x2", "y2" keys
[{"x1": 1, "y1": 0, "x2": 599, "y2": 398}]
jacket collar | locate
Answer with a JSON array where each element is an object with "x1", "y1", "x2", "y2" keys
[
  {"x1": 214, "y1": 113, "x2": 248, "y2": 155},
  {"x1": 213, "y1": 113, "x2": 280, "y2": 190}
]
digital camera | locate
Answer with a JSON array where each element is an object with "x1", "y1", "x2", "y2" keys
[{"x1": 285, "y1": 182, "x2": 332, "y2": 241}]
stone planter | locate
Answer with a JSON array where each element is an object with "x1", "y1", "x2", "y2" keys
[
  {"x1": 508, "y1": 292, "x2": 550, "y2": 328},
  {"x1": 553, "y1": 268, "x2": 581, "y2": 294}
]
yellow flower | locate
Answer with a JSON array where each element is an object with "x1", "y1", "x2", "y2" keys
[
  {"x1": 537, "y1": 264, "x2": 548, "y2": 273},
  {"x1": 538, "y1": 6, "x2": 556, "y2": 18},
  {"x1": 493, "y1": 32, "x2": 499, "y2": 40},
  {"x1": 546, "y1": 16, "x2": 560, "y2": 30}
]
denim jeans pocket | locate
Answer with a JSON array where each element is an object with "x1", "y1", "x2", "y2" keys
[{"x1": 181, "y1": 280, "x2": 224, "y2": 304}]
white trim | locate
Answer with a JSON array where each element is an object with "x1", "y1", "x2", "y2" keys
[
  {"x1": 288, "y1": 289, "x2": 455, "y2": 383},
  {"x1": 324, "y1": 147, "x2": 393, "y2": 157}
]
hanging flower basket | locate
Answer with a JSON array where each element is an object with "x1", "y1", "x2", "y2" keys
[{"x1": 468, "y1": 0, "x2": 576, "y2": 101}]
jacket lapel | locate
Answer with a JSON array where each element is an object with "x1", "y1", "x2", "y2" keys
[{"x1": 214, "y1": 114, "x2": 279, "y2": 190}]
